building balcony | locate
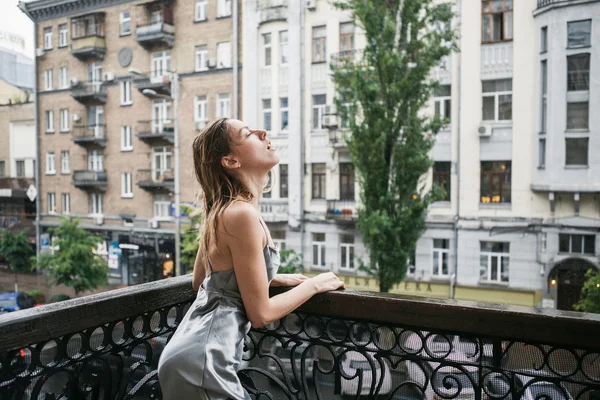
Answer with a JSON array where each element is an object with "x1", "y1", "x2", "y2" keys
[
  {"x1": 259, "y1": 198, "x2": 289, "y2": 223},
  {"x1": 136, "y1": 120, "x2": 174, "y2": 145},
  {"x1": 134, "y1": 75, "x2": 171, "y2": 97},
  {"x1": 1, "y1": 276, "x2": 599, "y2": 399},
  {"x1": 72, "y1": 125, "x2": 107, "y2": 148},
  {"x1": 327, "y1": 199, "x2": 357, "y2": 221},
  {"x1": 72, "y1": 170, "x2": 107, "y2": 191},
  {"x1": 136, "y1": 168, "x2": 174, "y2": 192},
  {"x1": 70, "y1": 13, "x2": 106, "y2": 60},
  {"x1": 330, "y1": 49, "x2": 364, "y2": 70},
  {"x1": 328, "y1": 129, "x2": 350, "y2": 147},
  {"x1": 71, "y1": 81, "x2": 106, "y2": 105},
  {"x1": 135, "y1": 4, "x2": 175, "y2": 50},
  {"x1": 537, "y1": 0, "x2": 578, "y2": 8}
]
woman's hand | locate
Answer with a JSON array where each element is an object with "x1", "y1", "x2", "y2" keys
[
  {"x1": 271, "y1": 273, "x2": 311, "y2": 287},
  {"x1": 309, "y1": 272, "x2": 345, "y2": 293}
]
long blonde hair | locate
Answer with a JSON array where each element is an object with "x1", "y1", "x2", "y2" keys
[{"x1": 192, "y1": 118, "x2": 253, "y2": 265}]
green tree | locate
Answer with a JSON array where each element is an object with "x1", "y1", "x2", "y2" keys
[
  {"x1": 180, "y1": 205, "x2": 202, "y2": 274},
  {"x1": 0, "y1": 229, "x2": 35, "y2": 273},
  {"x1": 575, "y1": 269, "x2": 600, "y2": 314},
  {"x1": 278, "y1": 249, "x2": 304, "y2": 274},
  {"x1": 36, "y1": 216, "x2": 108, "y2": 296},
  {"x1": 331, "y1": 0, "x2": 456, "y2": 292}
]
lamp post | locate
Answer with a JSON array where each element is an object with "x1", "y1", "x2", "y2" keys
[{"x1": 129, "y1": 69, "x2": 182, "y2": 277}]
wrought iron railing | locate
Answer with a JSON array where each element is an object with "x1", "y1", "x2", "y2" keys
[
  {"x1": 537, "y1": 0, "x2": 579, "y2": 8},
  {"x1": 1, "y1": 276, "x2": 599, "y2": 399},
  {"x1": 327, "y1": 199, "x2": 357, "y2": 220}
]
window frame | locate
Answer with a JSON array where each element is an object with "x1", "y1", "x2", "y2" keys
[
  {"x1": 339, "y1": 163, "x2": 355, "y2": 201},
  {"x1": 312, "y1": 94, "x2": 326, "y2": 131},
  {"x1": 217, "y1": 0, "x2": 232, "y2": 18},
  {"x1": 60, "y1": 109, "x2": 69, "y2": 132},
  {"x1": 263, "y1": 33, "x2": 272, "y2": 67},
  {"x1": 312, "y1": 233, "x2": 327, "y2": 269},
  {"x1": 45, "y1": 110, "x2": 54, "y2": 133},
  {"x1": 15, "y1": 160, "x2": 25, "y2": 178},
  {"x1": 217, "y1": 42, "x2": 232, "y2": 68},
  {"x1": 432, "y1": 239, "x2": 450, "y2": 278},
  {"x1": 339, "y1": 22, "x2": 355, "y2": 56},
  {"x1": 312, "y1": 26, "x2": 327, "y2": 63},
  {"x1": 433, "y1": 162, "x2": 451, "y2": 202},
  {"x1": 559, "y1": 233, "x2": 596, "y2": 255},
  {"x1": 47, "y1": 192, "x2": 57, "y2": 214},
  {"x1": 120, "y1": 11, "x2": 131, "y2": 35},
  {"x1": 60, "y1": 151, "x2": 70, "y2": 174},
  {"x1": 481, "y1": 0, "x2": 513, "y2": 44},
  {"x1": 194, "y1": 95, "x2": 208, "y2": 124},
  {"x1": 195, "y1": 0, "x2": 208, "y2": 21},
  {"x1": 565, "y1": 137, "x2": 589, "y2": 166},
  {"x1": 43, "y1": 27, "x2": 52, "y2": 50},
  {"x1": 151, "y1": 51, "x2": 171, "y2": 78},
  {"x1": 311, "y1": 163, "x2": 326, "y2": 200},
  {"x1": 120, "y1": 80, "x2": 132, "y2": 105},
  {"x1": 89, "y1": 192, "x2": 103, "y2": 215},
  {"x1": 262, "y1": 99, "x2": 272, "y2": 131},
  {"x1": 121, "y1": 126, "x2": 133, "y2": 151},
  {"x1": 434, "y1": 85, "x2": 452, "y2": 126},
  {"x1": 62, "y1": 193, "x2": 70, "y2": 214},
  {"x1": 566, "y1": 101, "x2": 589, "y2": 131},
  {"x1": 59, "y1": 66, "x2": 69, "y2": 89},
  {"x1": 480, "y1": 161, "x2": 511, "y2": 204},
  {"x1": 480, "y1": 242, "x2": 510, "y2": 283},
  {"x1": 217, "y1": 93, "x2": 231, "y2": 117},
  {"x1": 567, "y1": 19, "x2": 592, "y2": 49},
  {"x1": 44, "y1": 69, "x2": 53, "y2": 91},
  {"x1": 279, "y1": 30, "x2": 288, "y2": 65},
  {"x1": 280, "y1": 97, "x2": 289, "y2": 132},
  {"x1": 195, "y1": 45, "x2": 208, "y2": 71},
  {"x1": 59, "y1": 24, "x2": 68, "y2": 47},
  {"x1": 540, "y1": 26, "x2": 548, "y2": 53},
  {"x1": 340, "y1": 234, "x2": 355, "y2": 270},
  {"x1": 280, "y1": 164, "x2": 288, "y2": 198},
  {"x1": 482, "y1": 79, "x2": 513, "y2": 122},
  {"x1": 122, "y1": 172, "x2": 133, "y2": 198},
  {"x1": 46, "y1": 152, "x2": 56, "y2": 175}
]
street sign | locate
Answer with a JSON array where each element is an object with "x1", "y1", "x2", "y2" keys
[{"x1": 26, "y1": 185, "x2": 37, "y2": 202}]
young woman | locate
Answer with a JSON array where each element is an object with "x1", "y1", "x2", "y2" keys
[{"x1": 157, "y1": 118, "x2": 345, "y2": 399}]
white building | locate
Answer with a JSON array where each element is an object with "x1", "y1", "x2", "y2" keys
[{"x1": 243, "y1": 0, "x2": 600, "y2": 310}]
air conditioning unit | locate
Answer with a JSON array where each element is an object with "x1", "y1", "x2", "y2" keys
[
  {"x1": 148, "y1": 219, "x2": 159, "y2": 229},
  {"x1": 195, "y1": 120, "x2": 206, "y2": 131},
  {"x1": 305, "y1": 0, "x2": 316, "y2": 10},
  {"x1": 94, "y1": 215, "x2": 104, "y2": 225},
  {"x1": 206, "y1": 59, "x2": 217, "y2": 69},
  {"x1": 322, "y1": 115, "x2": 338, "y2": 128},
  {"x1": 35, "y1": 48, "x2": 45, "y2": 57},
  {"x1": 324, "y1": 104, "x2": 337, "y2": 115},
  {"x1": 103, "y1": 72, "x2": 115, "y2": 82},
  {"x1": 478, "y1": 124, "x2": 493, "y2": 137},
  {"x1": 70, "y1": 78, "x2": 80, "y2": 88},
  {"x1": 72, "y1": 113, "x2": 81, "y2": 122}
]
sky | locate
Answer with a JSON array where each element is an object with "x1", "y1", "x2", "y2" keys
[{"x1": 0, "y1": 0, "x2": 35, "y2": 57}]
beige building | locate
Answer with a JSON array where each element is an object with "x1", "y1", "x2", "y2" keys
[{"x1": 20, "y1": 0, "x2": 242, "y2": 284}]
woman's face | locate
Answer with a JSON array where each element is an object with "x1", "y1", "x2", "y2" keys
[{"x1": 227, "y1": 119, "x2": 279, "y2": 171}]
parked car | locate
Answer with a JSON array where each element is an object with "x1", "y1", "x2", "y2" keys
[
  {"x1": 0, "y1": 292, "x2": 36, "y2": 314},
  {"x1": 339, "y1": 345, "x2": 392, "y2": 397},
  {"x1": 267, "y1": 341, "x2": 318, "y2": 383}
]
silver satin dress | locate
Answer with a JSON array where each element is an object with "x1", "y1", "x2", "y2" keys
[{"x1": 157, "y1": 226, "x2": 280, "y2": 400}]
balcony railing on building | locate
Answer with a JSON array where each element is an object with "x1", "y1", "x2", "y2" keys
[
  {"x1": 327, "y1": 199, "x2": 357, "y2": 221},
  {"x1": 1, "y1": 276, "x2": 599, "y2": 400},
  {"x1": 70, "y1": 13, "x2": 106, "y2": 60},
  {"x1": 537, "y1": 0, "x2": 578, "y2": 8},
  {"x1": 330, "y1": 49, "x2": 365, "y2": 70},
  {"x1": 136, "y1": 1, "x2": 175, "y2": 49},
  {"x1": 72, "y1": 170, "x2": 107, "y2": 191},
  {"x1": 136, "y1": 168, "x2": 174, "y2": 192},
  {"x1": 136, "y1": 120, "x2": 174, "y2": 145},
  {"x1": 135, "y1": 74, "x2": 171, "y2": 98},
  {"x1": 259, "y1": 198, "x2": 289, "y2": 223},
  {"x1": 72, "y1": 124, "x2": 107, "y2": 148},
  {"x1": 71, "y1": 80, "x2": 106, "y2": 105}
]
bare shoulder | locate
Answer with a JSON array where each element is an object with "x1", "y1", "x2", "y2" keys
[{"x1": 220, "y1": 201, "x2": 262, "y2": 243}]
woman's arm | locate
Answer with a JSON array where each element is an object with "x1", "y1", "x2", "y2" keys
[
  {"x1": 224, "y1": 203, "x2": 344, "y2": 328},
  {"x1": 270, "y1": 274, "x2": 310, "y2": 287},
  {"x1": 191, "y1": 245, "x2": 207, "y2": 291}
]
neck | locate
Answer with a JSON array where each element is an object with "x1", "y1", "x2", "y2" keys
[{"x1": 238, "y1": 172, "x2": 268, "y2": 208}]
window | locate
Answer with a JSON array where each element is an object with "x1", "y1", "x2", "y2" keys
[
  {"x1": 195, "y1": 0, "x2": 208, "y2": 21},
  {"x1": 120, "y1": 11, "x2": 131, "y2": 35},
  {"x1": 60, "y1": 109, "x2": 69, "y2": 132},
  {"x1": 312, "y1": 163, "x2": 326, "y2": 199},
  {"x1": 565, "y1": 138, "x2": 588, "y2": 166},
  {"x1": 47, "y1": 193, "x2": 57, "y2": 214},
  {"x1": 339, "y1": 22, "x2": 355, "y2": 56},
  {"x1": 559, "y1": 234, "x2": 595, "y2": 255},
  {"x1": 61, "y1": 151, "x2": 70, "y2": 173},
  {"x1": 567, "y1": 20, "x2": 591, "y2": 48},
  {"x1": 154, "y1": 195, "x2": 172, "y2": 218},
  {"x1": 120, "y1": 80, "x2": 132, "y2": 105},
  {"x1": 46, "y1": 152, "x2": 56, "y2": 174},
  {"x1": 482, "y1": 79, "x2": 512, "y2": 121},
  {"x1": 280, "y1": 164, "x2": 288, "y2": 198},
  {"x1": 152, "y1": 147, "x2": 172, "y2": 180},
  {"x1": 71, "y1": 14, "x2": 105, "y2": 39},
  {"x1": 152, "y1": 99, "x2": 172, "y2": 133},
  {"x1": 280, "y1": 30, "x2": 288, "y2": 64},
  {"x1": 280, "y1": 98, "x2": 289, "y2": 131},
  {"x1": 0, "y1": 161, "x2": 5, "y2": 177},
  {"x1": 87, "y1": 62, "x2": 102, "y2": 92},
  {"x1": 218, "y1": 93, "x2": 231, "y2": 117},
  {"x1": 43, "y1": 27, "x2": 52, "y2": 49},
  {"x1": 541, "y1": 26, "x2": 547, "y2": 53},
  {"x1": 312, "y1": 26, "x2": 327, "y2": 63},
  {"x1": 217, "y1": 42, "x2": 231, "y2": 68},
  {"x1": 59, "y1": 24, "x2": 68, "y2": 47},
  {"x1": 432, "y1": 239, "x2": 449, "y2": 277},
  {"x1": 45, "y1": 110, "x2": 54, "y2": 132},
  {"x1": 59, "y1": 66, "x2": 68, "y2": 89},
  {"x1": 540, "y1": 61, "x2": 547, "y2": 133},
  {"x1": 407, "y1": 250, "x2": 416, "y2": 276},
  {"x1": 340, "y1": 163, "x2": 355, "y2": 201},
  {"x1": 122, "y1": 173, "x2": 133, "y2": 197},
  {"x1": 481, "y1": 0, "x2": 513, "y2": 43},
  {"x1": 340, "y1": 234, "x2": 355, "y2": 270},
  {"x1": 263, "y1": 33, "x2": 272, "y2": 66},
  {"x1": 62, "y1": 193, "x2": 70, "y2": 214},
  {"x1": 88, "y1": 150, "x2": 104, "y2": 172},
  {"x1": 121, "y1": 126, "x2": 132, "y2": 151},
  {"x1": 151, "y1": 51, "x2": 171, "y2": 78},
  {"x1": 262, "y1": 99, "x2": 272, "y2": 131},
  {"x1": 434, "y1": 85, "x2": 452, "y2": 124},
  {"x1": 272, "y1": 231, "x2": 286, "y2": 250},
  {"x1": 567, "y1": 54, "x2": 590, "y2": 92},
  {"x1": 538, "y1": 139, "x2": 546, "y2": 169},
  {"x1": 16, "y1": 160, "x2": 25, "y2": 177},
  {"x1": 566, "y1": 102, "x2": 589, "y2": 130},
  {"x1": 480, "y1": 161, "x2": 511, "y2": 203},
  {"x1": 195, "y1": 45, "x2": 208, "y2": 71},
  {"x1": 89, "y1": 193, "x2": 103, "y2": 215},
  {"x1": 433, "y1": 162, "x2": 451, "y2": 201},
  {"x1": 44, "y1": 69, "x2": 53, "y2": 91},
  {"x1": 194, "y1": 95, "x2": 208, "y2": 124},
  {"x1": 217, "y1": 0, "x2": 232, "y2": 17},
  {"x1": 151, "y1": 10, "x2": 162, "y2": 24},
  {"x1": 312, "y1": 233, "x2": 326, "y2": 268},
  {"x1": 312, "y1": 94, "x2": 326, "y2": 130},
  {"x1": 480, "y1": 242, "x2": 509, "y2": 283}
]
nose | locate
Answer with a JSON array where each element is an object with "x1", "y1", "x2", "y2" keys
[{"x1": 258, "y1": 129, "x2": 268, "y2": 140}]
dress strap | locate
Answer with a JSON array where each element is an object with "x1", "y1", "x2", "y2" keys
[
  {"x1": 205, "y1": 248, "x2": 214, "y2": 273},
  {"x1": 258, "y1": 219, "x2": 269, "y2": 247}
]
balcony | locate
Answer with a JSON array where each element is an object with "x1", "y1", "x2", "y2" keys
[
  {"x1": 72, "y1": 170, "x2": 107, "y2": 191},
  {"x1": 259, "y1": 198, "x2": 289, "y2": 223},
  {"x1": 70, "y1": 13, "x2": 106, "y2": 60},
  {"x1": 136, "y1": 120, "x2": 174, "y2": 145},
  {"x1": 135, "y1": 4, "x2": 175, "y2": 50},
  {"x1": 72, "y1": 125, "x2": 107, "y2": 148},
  {"x1": 136, "y1": 168, "x2": 174, "y2": 192},
  {"x1": 1, "y1": 276, "x2": 599, "y2": 399},
  {"x1": 329, "y1": 129, "x2": 350, "y2": 147},
  {"x1": 330, "y1": 49, "x2": 364, "y2": 70},
  {"x1": 134, "y1": 75, "x2": 171, "y2": 97},
  {"x1": 327, "y1": 199, "x2": 357, "y2": 221},
  {"x1": 537, "y1": 0, "x2": 578, "y2": 8},
  {"x1": 71, "y1": 81, "x2": 106, "y2": 105}
]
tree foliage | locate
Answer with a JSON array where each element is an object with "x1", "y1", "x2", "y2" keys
[
  {"x1": 36, "y1": 216, "x2": 108, "y2": 295},
  {"x1": 575, "y1": 269, "x2": 600, "y2": 314},
  {"x1": 181, "y1": 205, "x2": 202, "y2": 274},
  {"x1": 0, "y1": 229, "x2": 34, "y2": 273},
  {"x1": 331, "y1": 0, "x2": 456, "y2": 292},
  {"x1": 278, "y1": 249, "x2": 304, "y2": 274}
]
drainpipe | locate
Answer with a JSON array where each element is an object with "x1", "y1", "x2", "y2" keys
[
  {"x1": 233, "y1": 0, "x2": 239, "y2": 119},
  {"x1": 299, "y1": 0, "x2": 306, "y2": 266},
  {"x1": 33, "y1": 23, "x2": 41, "y2": 288}
]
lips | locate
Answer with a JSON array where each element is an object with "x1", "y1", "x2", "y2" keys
[{"x1": 267, "y1": 142, "x2": 275, "y2": 150}]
